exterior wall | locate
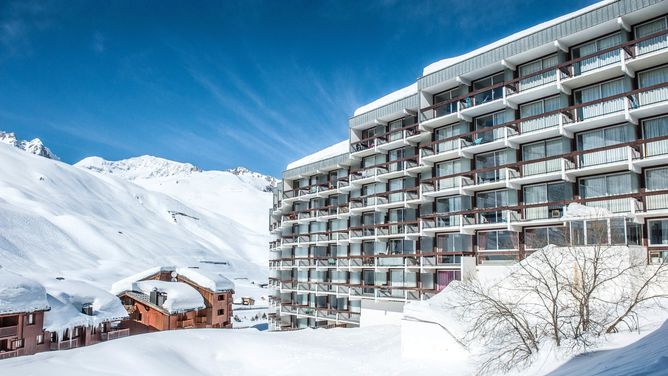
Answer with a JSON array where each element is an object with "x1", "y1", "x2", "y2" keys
[
  {"x1": 0, "y1": 311, "x2": 49, "y2": 360},
  {"x1": 268, "y1": 3, "x2": 668, "y2": 330}
]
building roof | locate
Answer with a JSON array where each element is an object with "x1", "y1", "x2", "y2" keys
[
  {"x1": 110, "y1": 265, "x2": 234, "y2": 296},
  {"x1": 285, "y1": 140, "x2": 349, "y2": 171},
  {"x1": 353, "y1": 83, "x2": 417, "y2": 117},
  {"x1": 42, "y1": 278, "x2": 128, "y2": 332},
  {"x1": 0, "y1": 267, "x2": 50, "y2": 315},
  {"x1": 132, "y1": 280, "x2": 205, "y2": 314}
]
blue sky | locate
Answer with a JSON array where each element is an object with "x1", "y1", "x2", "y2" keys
[{"x1": 0, "y1": 0, "x2": 595, "y2": 177}]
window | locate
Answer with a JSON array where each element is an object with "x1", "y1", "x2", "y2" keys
[
  {"x1": 217, "y1": 309, "x2": 225, "y2": 316},
  {"x1": 574, "y1": 79, "x2": 625, "y2": 119},
  {"x1": 477, "y1": 230, "x2": 518, "y2": 251},
  {"x1": 649, "y1": 219, "x2": 668, "y2": 246},
  {"x1": 646, "y1": 167, "x2": 668, "y2": 191},
  {"x1": 519, "y1": 96, "x2": 561, "y2": 132},
  {"x1": 579, "y1": 173, "x2": 635, "y2": 198},
  {"x1": 475, "y1": 150, "x2": 509, "y2": 183},
  {"x1": 525, "y1": 226, "x2": 569, "y2": 249},
  {"x1": 27, "y1": 313, "x2": 34, "y2": 325},
  {"x1": 36, "y1": 334, "x2": 44, "y2": 345},
  {"x1": 523, "y1": 138, "x2": 564, "y2": 161},
  {"x1": 433, "y1": 88, "x2": 458, "y2": 116},
  {"x1": 217, "y1": 294, "x2": 225, "y2": 301},
  {"x1": 635, "y1": 17, "x2": 668, "y2": 55},
  {"x1": 437, "y1": 234, "x2": 473, "y2": 253},
  {"x1": 518, "y1": 54, "x2": 558, "y2": 91},
  {"x1": 474, "y1": 111, "x2": 508, "y2": 143},
  {"x1": 524, "y1": 182, "x2": 570, "y2": 220},
  {"x1": 477, "y1": 190, "x2": 511, "y2": 223},
  {"x1": 572, "y1": 32, "x2": 622, "y2": 74},
  {"x1": 13, "y1": 339, "x2": 23, "y2": 349},
  {"x1": 470, "y1": 72, "x2": 504, "y2": 106}
]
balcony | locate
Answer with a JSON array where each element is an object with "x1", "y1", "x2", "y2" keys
[
  {"x1": 558, "y1": 43, "x2": 625, "y2": 90},
  {"x1": 459, "y1": 83, "x2": 506, "y2": 118},
  {"x1": 100, "y1": 328, "x2": 130, "y2": 341},
  {"x1": 351, "y1": 124, "x2": 421, "y2": 157},
  {"x1": 350, "y1": 157, "x2": 420, "y2": 185},
  {"x1": 512, "y1": 157, "x2": 575, "y2": 185},
  {"x1": 567, "y1": 144, "x2": 640, "y2": 177},
  {"x1": 421, "y1": 175, "x2": 474, "y2": 197},
  {"x1": 505, "y1": 66, "x2": 560, "y2": 105},
  {"x1": 461, "y1": 125, "x2": 519, "y2": 155},
  {"x1": 624, "y1": 28, "x2": 668, "y2": 73},
  {"x1": 349, "y1": 221, "x2": 419, "y2": 241},
  {"x1": 471, "y1": 167, "x2": 520, "y2": 192},
  {"x1": 420, "y1": 97, "x2": 460, "y2": 129},
  {"x1": 420, "y1": 138, "x2": 471, "y2": 164},
  {"x1": 420, "y1": 214, "x2": 470, "y2": 233},
  {"x1": 0, "y1": 325, "x2": 18, "y2": 339}
]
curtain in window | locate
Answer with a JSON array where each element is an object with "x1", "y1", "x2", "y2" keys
[
  {"x1": 644, "y1": 116, "x2": 668, "y2": 138},
  {"x1": 636, "y1": 18, "x2": 668, "y2": 55},
  {"x1": 523, "y1": 142, "x2": 545, "y2": 161},
  {"x1": 646, "y1": 167, "x2": 668, "y2": 191},
  {"x1": 581, "y1": 176, "x2": 606, "y2": 198},
  {"x1": 524, "y1": 184, "x2": 547, "y2": 204},
  {"x1": 639, "y1": 66, "x2": 668, "y2": 105}
]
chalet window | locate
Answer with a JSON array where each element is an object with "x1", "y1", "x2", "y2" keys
[
  {"x1": 27, "y1": 313, "x2": 34, "y2": 325},
  {"x1": 13, "y1": 339, "x2": 23, "y2": 349},
  {"x1": 217, "y1": 309, "x2": 225, "y2": 316},
  {"x1": 36, "y1": 334, "x2": 44, "y2": 345},
  {"x1": 217, "y1": 294, "x2": 225, "y2": 301},
  {"x1": 51, "y1": 332, "x2": 57, "y2": 343},
  {"x1": 74, "y1": 327, "x2": 80, "y2": 337}
]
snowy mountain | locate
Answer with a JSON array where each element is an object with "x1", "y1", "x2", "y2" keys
[
  {"x1": 0, "y1": 131, "x2": 59, "y2": 160},
  {"x1": 76, "y1": 156, "x2": 278, "y2": 192},
  {"x1": 0, "y1": 143, "x2": 272, "y2": 292}
]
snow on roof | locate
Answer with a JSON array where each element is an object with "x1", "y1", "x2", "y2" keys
[
  {"x1": 42, "y1": 278, "x2": 128, "y2": 332},
  {"x1": 177, "y1": 266, "x2": 234, "y2": 292},
  {"x1": 110, "y1": 265, "x2": 234, "y2": 295},
  {"x1": 0, "y1": 267, "x2": 50, "y2": 315},
  {"x1": 423, "y1": 0, "x2": 614, "y2": 76},
  {"x1": 286, "y1": 140, "x2": 349, "y2": 170},
  {"x1": 132, "y1": 280, "x2": 205, "y2": 314},
  {"x1": 353, "y1": 83, "x2": 417, "y2": 117}
]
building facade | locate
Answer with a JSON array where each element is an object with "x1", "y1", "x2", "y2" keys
[{"x1": 269, "y1": 0, "x2": 668, "y2": 330}]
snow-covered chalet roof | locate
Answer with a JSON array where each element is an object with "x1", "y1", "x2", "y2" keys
[
  {"x1": 286, "y1": 140, "x2": 349, "y2": 170},
  {"x1": 0, "y1": 267, "x2": 50, "y2": 315},
  {"x1": 42, "y1": 278, "x2": 128, "y2": 332},
  {"x1": 132, "y1": 280, "x2": 205, "y2": 314},
  {"x1": 110, "y1": 266, "x2": 234, "y2": 296}
]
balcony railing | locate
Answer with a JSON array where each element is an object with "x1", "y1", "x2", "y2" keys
[
  {"x1": 351, "y1": 123, "x2": 418, "y2": 153},
  {"x1": 100, "y1": 328, "x2": 130, "y2": 341},
  {"x1": 350, "y1": 156, "x2": 418, "y2": 181},
  {"x1": 577, "y1": 145, "x2": 639, "y2": 168},
  {"x1": 421, "y1": 28, "x2": 668, "y2": 120}
]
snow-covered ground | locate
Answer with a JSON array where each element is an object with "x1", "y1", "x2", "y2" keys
[{"x1": 0, "y1": 325, "x2": 443, "y2": 375}]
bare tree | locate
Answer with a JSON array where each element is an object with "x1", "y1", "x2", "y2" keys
[{"x1": 449, "y1": 218, "x2": 668, "y2": 374}]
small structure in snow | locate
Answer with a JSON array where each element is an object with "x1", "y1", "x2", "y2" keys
[
  {"x1": 0, "y1": 268, "x2": 50, "y2": 359},
  {"x1": 42, "y1": 278, "x2": 129, "y2": 350},
  {"x1": 112, "y1": 266, "x2": 234, "y2": 333}
]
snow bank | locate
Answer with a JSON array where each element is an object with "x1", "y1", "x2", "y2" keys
[
  {"x1": 353, "y1": 83, "x2": 417, "y2": 117},
  {"x1": 0, "y1": 325, "x2": 444, "y2": 376},
  {"x1": 42, "y1": 278, "x2": 128, "y2": 333},
  {"x1": 286, "y1": 140, "x2": 349, "y2": 170},
  {"x1": 548, "y1": 319, "x2": 668, "y2": 376},
  {"x1": 561, "y1": 202, "x2": 612, "y2": 219},
  {"x1": 422, "y1": 0, "x2": 615, "y2": 76},
  {"x1": 0, "y1": 267, "x2": 50, "y2": 315},
  {"x1": 133, "y1": 280, "x2": 205, "y2": 314}
]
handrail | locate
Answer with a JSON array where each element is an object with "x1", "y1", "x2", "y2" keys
[
  {"x1": 350, "y1": 155, "x2": 418, "y2": 174},
  {"x1": 422, "y1": 188, "x2": 668, "y2": 219},
  {"x1": 351, "y1": 122, "x2": 419, "y2": 147}
]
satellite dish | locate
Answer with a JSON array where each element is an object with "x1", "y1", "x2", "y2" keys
[{"x1": 171, "y1": 271, "x2": 178, "y2": 278}]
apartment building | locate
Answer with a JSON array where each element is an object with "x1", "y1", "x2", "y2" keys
[{"x1": 268, "y1": 0, "x2": 668, "y2": 330}]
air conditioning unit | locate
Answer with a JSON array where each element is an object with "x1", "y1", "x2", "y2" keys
[{"x1": 551, "y1": 209, "x2": 561, "y2": 218}]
